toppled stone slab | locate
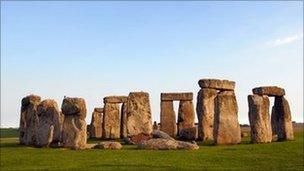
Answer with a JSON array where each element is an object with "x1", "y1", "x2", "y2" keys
[
  {"x1": 152, "y1": 130, "x2": 174, "y2": 140},
  {"x1": 252, "y1": 86, "x2": 285, "y2": 97},
  {"x1": 161, "y1": 93, "x2": 193, "y2": 101},
  {"x1": 93, "y1": 141, "x2": 122, "y2": 150},
  {"x1": 248, "y1": 95, "x2": 272, "y2": 143},
  {"x1": 89, "y1": 107, "x2": 103, "y2": 138},
  {"x1": 160, "y1": 100, "x2": 177, "y2": 137},
  {"x1": 19, "y1": 94, "x2": 41, "y2": 145},
  {"x1": 198, "y1": 79, "x2": 235, "y2": 90},
  {"x1": 103, "y1": 96, "x2": 128, "y2": 103},
  {"x1": 128, "y1": 133, "x2": 152, "y2": 144},
  {"x1": 137, "y1": 138, "x2": 199, "y2": 150}
]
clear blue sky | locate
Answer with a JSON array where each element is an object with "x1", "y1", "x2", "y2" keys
[{"x1": 1, "y1": 1, "x2": 303, "y2": 127}]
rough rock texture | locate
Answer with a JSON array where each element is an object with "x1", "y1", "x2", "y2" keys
[
  {"x1": 61, "y1": 97, "x2": 86, "y2": 119},
  {"x1": 177, "y1": 100, "x2": 195, "y2": 140},
  {"x1": 152, "y1": 130, "x2": 174, "y2": 140},
  {"x1": 93, "y1": 141, "x2": 122, "y2": 150},
  {"x1": 19, "y1": 95, "x2": 41, "y2": 145},
  {"x1": 272, "y1": 96, "x2": 294, "y2": 141},
  {"x1": 37, "y1": 99, "x2": 63, "y2": 147},
  {"x1": 196, "y1": 88, "x2": 217, "y2": 141},
  {"x1": 214, "y1": 91, "x2": 241, "y2": 145},
  {"x1": 103, "y1": 103, "x2": 120, "y2": 139},
  {"x1": 153, "y1": 121, "x2": 159, "y2": 130},
  {"x1": 137, "y1": 138, "x2": 199, "y2": 150},
  {"x1": 103, "y1": 96, "x2": 128, "y2": 103},
  {"x1": 252, "y1": 86, "x2": 285, "y2": 97},
  {"x1": 160, "y1": 100, "x2": 177, "y2": 137},
  {"x1": 161, "y1": 93, "x2": 193, "y2": 101},
  {"x1": 248, "y1": 95, "x2": 272, "y2": 143},
  {"x1": 129, "y1": 133, "x2": 152, "y2": 144},
  {"x1": 120, "y1": 103, "x2": 128, "y2": 138},
  {"x1": 198, "y1": 79, "x2": 235, "y2": 90},
  {"x1": 126, "y1": 92, "x2": 153, "y2": 141},
  {"x1": 178, "y1": 127, "x2": 197, "y2": 140},
  {"x1": 271, "y1": 106, "x2": 278, "y2": 140},
  {"x1": 61, "y1": 97, "x2": 87, "y2": 149},
  {"x1": 89, "y1": 108, "x2": 103, "y2": 138}
]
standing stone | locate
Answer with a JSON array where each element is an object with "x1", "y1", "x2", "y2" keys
[
  {"x1": 120, "y1": 103, "x2": 128, "y2": 138},
  {"x1": 61, "y1": 97, "x2": 87, "y2": 149},
  {"x1": 271, "y1": 106, "x2": 278, "y2": 140},
  {"x1": 248, "y1": 95, "x2": 272, "y2": 143},
  {"x1": 37, "y1": 99, "x2": 62, "y2": 147},
  {"x1": 214, "y1": 91, "x2": 241, "y2": 144},
  {"x1": 177, "y1": 100, "x2": 196, "y2": 140},
  {"x1": 196, "y1": 88, "x2": 217, "y2": 141},
  {"x1": 89, "y1": 108, "x2": 103, "y2": 138},
  {"x1": 126, "y1": 92, "x2": 153, "y2": 139},
  {"x1": 272, "y1": 96, "x2": 294, "y2": 141},
  {"x1": 160, "y1": 100, "x2": 177, "y2": 137},
  {"x1": 103, "y1": 103, "x2": 120, "y2": 139},
  {"x1": 19, "y1": 95, "x2": 41, "y2": 145}
]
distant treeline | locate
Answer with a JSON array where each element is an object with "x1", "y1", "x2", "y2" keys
[{"x1": 0, "y1": 128, "x2": 19, "y2": 138}]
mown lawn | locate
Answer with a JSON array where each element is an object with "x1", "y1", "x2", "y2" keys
[{"x1": 0, "y1": 131, "x2": 303, "y2": 171}]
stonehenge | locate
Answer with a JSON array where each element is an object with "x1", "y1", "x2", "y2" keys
[
  {"x1": 89, "y1": 108, "x2": 103, "y2": 138},
  {"x1": 61, "y1": 97, "x2": 87, "y2": 149},
  {"x1": 196, "y1": 79, "x2": 241, "y2": 144},
  {"x1": 18, "y1": 79, "x2": 295, "y2": 150},
  {"x1": 248, "y1": 86, "x2": 294, "y2": 143},
  {"x1": 160, "y1": 92, "x2": 196, "y2": 140}
]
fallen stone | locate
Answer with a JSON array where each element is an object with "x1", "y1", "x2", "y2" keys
[
  {"x1": 198, "y1": 79, "x2": 235, "y2": 90},
  {"x1": 126, "y1": 92, "x2": 153, "y2": 138},
  {"x1": 214, "y1": 91, "x2": 241, "y2": 145},
  {"x1": 103, "y1": 103, "x2": 120, "y2": 139},
  {"x1": 129, "y1": 133, "x2": 152, "y2": 144},
  {"x1": 137, "y1": 138, "x2": 199, "y2": 150},
  {"x1": 177, "y1": 100, "x2": 195, "y2": 140},
  {"x1": 89, "y1": 107, "x2": 103, "y2": 138},
  {"x1": 93, "y1": 141, "x2": 122, "y2": 150},
  {"x1": 252, "y1": 86, "x2": 285, "y2": 96},
  {"x1": 152, "y1": 130, "x2": 174, "y2": 140},
  {"x1": 161, "y1": 93, "x2": 193, "y2": 101},
  {"x1": 196, "y1": 88, "x2": 217, "y2": 141},
  {"x1": 160, "y1": 100, "x2": 177, "y2": 137},
  {"x1": 103, "y1": 96, "x2": 128, "y2": 103},
  {"x1": 248, "y1": 95, "x2": 272, "y2": 143}
]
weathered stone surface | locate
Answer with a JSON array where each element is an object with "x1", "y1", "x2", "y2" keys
[
  {"x1": 271, "y1": 106, "x2": 278, "y2": 140},
  {"x1": 137, "y1": 138, "x2": 199, "y2": 150},
  {"x1": 37, "y1": 99, "x2": 63, "y2": 147},
  {"x1": 161, "y1": 93, "x2": 193, "y2": 101},
  {"x1": 152, "y1": 130, "x2": 174, "y2": 140},
  {"x1": 252, "y1": 86, "x2": 285, "y2": 97},
  {"x1": 198, "y1": 79, "x2": 235, "y2": 90},
  {"x1": 61, "y1": 97, "x2": 87, "y2": 149},
  {"x1": 61, "y1": 97, "x2": 86, "y2": 119},
  {"x1": 129, "y1": 133, "x2": 152, "y2": 144},
  {"x1": 196, "y1": 88, "x2": 217, "y2": 141},
  {"x1": 103, "y1": 96, "x2": 128, "y2": 103},
  {"x1": 126, "y1": 92, "x2": 153, "y2": 137},
  {"x1": 19, "y1": 95, "x2": 41, "y2": 145},
  {"x1": 272, "y1": 96, "x2": 294, "y2": 141},
  {"x1": 61, "y1": 116, "x2": 87, "y2": 149},
  {"x1": 103, "y1": 103, "x2": 120, "y2": 139},
  {"x1": 93, "y1": 141, "x2": 122, "y2": 150},
  {"x1": 178, "y1": 127, "x2": 196, "y2": 140},
  {"x1": 177, "y1": 100, "x2": 195, "y2": 140},
  {"x1": 153, "y1": 121, "x2": 159, "y2": 130},
  {"x1": 248, "y1": 95, "x2": 272, "y2": 143},
  {"x1": 89, "y1": 107, "x2": 103, "y2": 138},
  {"x1": 120, "y1": 103, "x2": 128, "y2": 138},
  {"x1": 160, "y1": 100, "x2": 177, "y2": 137},
  {"x1": 214, "y1": 91, "x2": 241, "y2": 145}
]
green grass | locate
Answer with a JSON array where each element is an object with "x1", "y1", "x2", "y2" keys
[
  {"x1": 0, "y1": 131, "x2": 303, "y2": 171},
  {"x1": 0, "y1": 128, "x2": 19, "y2": 138}
]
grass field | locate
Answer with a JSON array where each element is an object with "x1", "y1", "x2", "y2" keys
[{"x1": 0, "y1": 129, "x2": 303, "y2": 171}]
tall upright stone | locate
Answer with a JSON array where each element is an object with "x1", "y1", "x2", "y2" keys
[
  {"x1": 214, "y1": 91, "x2": 241, "y2": 144},
  {"x1": 19, "y1": 95, "x2": 41, "y2": 145},
  {"x1": 89, "y1": 108, "x2": 103, "y2": 138},
  {"x1": 126, "y1": 92, "x2": 153, "y2": 138},
  {"x1": 61, "y1": 97, "x2": 87, "y2": 149},
  {"x1": 248, "y1": 95, "x2": 272, "y2": 143},
  {"x1": 178, "y1": 100, "x2": 196, "y2": 140},
  {"x1": 120, "y1": 102, "x2": 128, "y2": 138},
  {"x1": 196, "y1": 88, "x2": 217, "y2": 141},
  {"x1": 37, "y1": 99, "x2": 63, "y2": 147},
  {"x1": 160, "y1": 100, "x2": 177, "y2": 137},
  {"x1": 103, "y1": 103, "x2": 120, "y2": 139},
  {"x1": 272, "y1": 96, "x2": 294, "y2": 141}
]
